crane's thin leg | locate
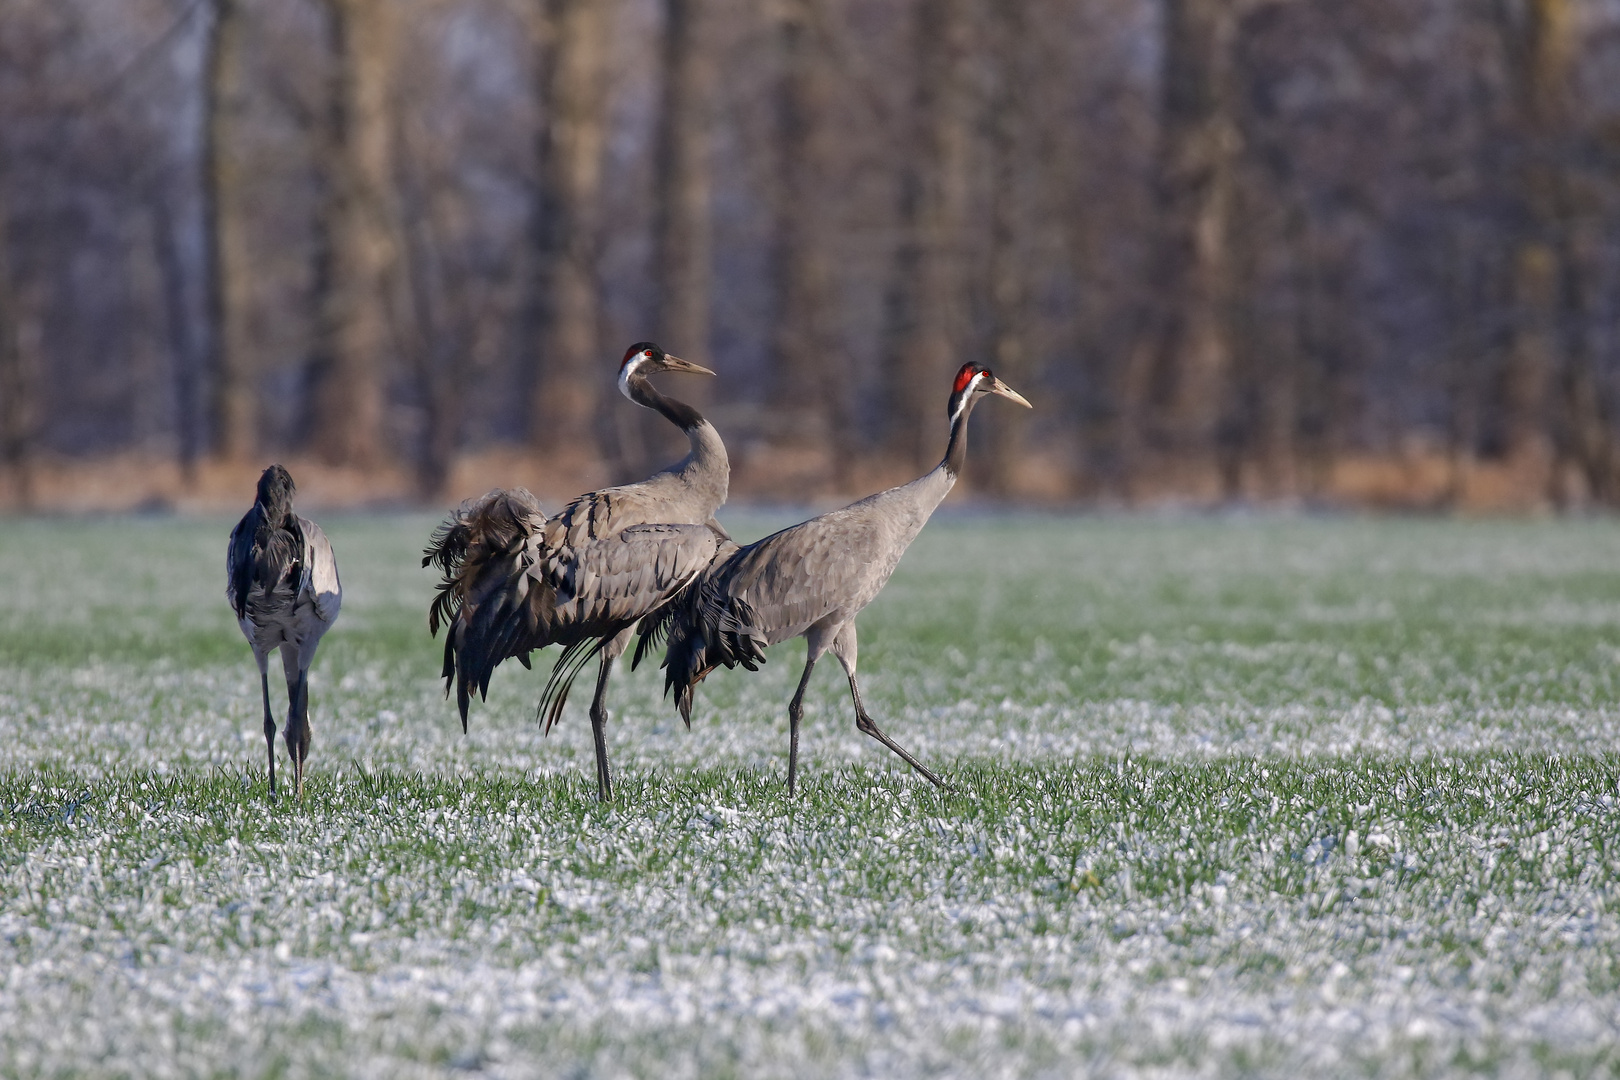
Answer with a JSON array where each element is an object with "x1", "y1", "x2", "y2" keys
[
  {"x1": 848, "y1": 675, "x2": 946, "y2": 788},
  {"x1": 258, "y1": 658, "x2": 277, "y2": 797},
  {"x1": 831, "y1": 624, "x2": 946, "y2": 789},
  {"x1": 786, "y1": 656, "x2": 817, "y2": 796},
  {"x1": 288, "y1": 670, "x2": 310, "y2": 799},
  {"x1": 281, "y1": 647, "x2": 310, "y2": 800},
  {"x1": 588, "y1": 654, "x2": 615, "y2": 802}
]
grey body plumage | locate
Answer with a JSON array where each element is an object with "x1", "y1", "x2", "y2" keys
[
  {"x1": 226, "y1": 464, "x2": 341, "y2": 797},
  {"x1": 425, "y1": 343, "x2": 728, "y2": 800},
  {"x1": 644, "y1": 363, "x2": 1030, "y2": 794}
]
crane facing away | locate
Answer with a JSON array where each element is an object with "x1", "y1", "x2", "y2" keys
[
  {"x1": 425, "y1": 342, "x2": 730, "y2": 801},
  {"x1": 227, "y1": 464, "x2": 342, "y2": 798},
  {"x1": 638, "y1": 362, "x2": 1030, "y2": 794}
]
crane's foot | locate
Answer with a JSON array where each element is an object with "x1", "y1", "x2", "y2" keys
[{"x1": 855, "y1": 712, "x2": 947, "y2": 789}]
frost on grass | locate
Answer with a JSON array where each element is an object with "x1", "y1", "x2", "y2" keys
[{"x1": 2, "y1": 514, "x2": 1620, "y2": 1078}]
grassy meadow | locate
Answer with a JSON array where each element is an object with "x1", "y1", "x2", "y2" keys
[{"x1": 2, "y1": 511, "x2": 1619, "y2": 1077}]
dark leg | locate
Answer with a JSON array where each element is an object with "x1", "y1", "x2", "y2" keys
[
  {"x1": 848, "y1": 673, "x2": 947, "y2": 790},
  {"x1": 588, "y1": 655, "x2": 615, "y2": 802},
  {"x1": 787, "y1": 656, "x2": 817, "y2": 796},
  {"x1": 285, "y1": 670, "x2": 311, "y2": 799},
  {"x1": 260, "y1": 668, "x2": 277, "y2": 797}
]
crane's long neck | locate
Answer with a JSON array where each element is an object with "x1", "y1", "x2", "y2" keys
[
  {"x1": 888, "y1": 392, "x2": 980, "y2": 525},
  {"x1": 940, "y1": 393, "x2": 980, "y2": 481},
  {"x1": 624, "y1": 372, "x2": 730, "y2": 507}
]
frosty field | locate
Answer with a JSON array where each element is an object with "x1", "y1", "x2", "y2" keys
[{"x1": 2, "y1": 511, "x2": 1619, "y2": 1078}]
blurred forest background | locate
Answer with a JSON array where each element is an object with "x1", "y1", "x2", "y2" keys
[{"x1": 2, "y1": 0, "x2": 1619, "y2": 511}]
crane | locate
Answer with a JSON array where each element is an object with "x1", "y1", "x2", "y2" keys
[
  {"x1": 227, "y1": 464, "x2": 342, "y2": 798},
  {"x1": 638, "y1": 362, "x2": 1030, "y2": 794},
  {"x1": 425, "y1": 342, "x2": 729, "y2": 800}
]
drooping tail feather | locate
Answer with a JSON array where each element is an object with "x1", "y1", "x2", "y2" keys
[
  {"x1": 652, "y1": 571, "x2": 766, "y2": 728},
  {"x1": 536, "y1": 636, "x2": 608, "y2": 734},
  {"x1": 424, "y1": 489, "x2": 550, "y2": 730}
]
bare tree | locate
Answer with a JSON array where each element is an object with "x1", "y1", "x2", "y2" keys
[
  {"x1": 150, "y1": 192, "x2": 205, "y2": 480},
  {"x1": 203, "y1": 0, "x2": 257, "y2": 464},
  {"x1": 979, "y1": 0, "x2": 1035, "y2": 495},
  {"x1": 881, "y1": 0, "x2": 973, "y2": 473},
  {"x1": 1122, "y1": 0, "x2": 1241, "y2": 494},
  {"x1": 0, "y1": 181, "x2": 37, "y2": 507},
  {"x1": 306, "y1": 0, "x2": 401, "y2": 468},
  {"x1": 767, "y1": 0, "x2": 846, "y2": 479},
  {"x1": 651, "y1": 0, "x2": 715, "y2": 370},
  {"x1": 1492, "y1": 0, "x2": 1573, "y2": 493},
  {"x1": 529, "y1": 0, "x2": 615, "y2": 464}
]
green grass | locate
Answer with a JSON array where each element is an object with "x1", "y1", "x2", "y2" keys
[{"x1": 2, "y1": 512, "x2": 1619, "y2": 1077}]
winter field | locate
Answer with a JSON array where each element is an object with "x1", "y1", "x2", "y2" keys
[{"x1": 2, "y1": 511, "x2": 1619, "y2": 1078}]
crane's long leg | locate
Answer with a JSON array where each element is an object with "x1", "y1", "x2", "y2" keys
[
  {"x1": 288, "y1": 669, "x2": 310, "y2": 799},
  {"x1": 786, "y1": 656, "x2": 818, "y2": 796},
  {"x1": 257, "y1": 655, "x2": 277, "y2": 797},
  {"x1": 588, "y1": 654, "x2": 616, "y2": 802},
  {"x1": 281, "y1": 646, "x2": 311, "y2": 800},
  {"x1": 831, "y1": 625, "x2": 946, "y2": 789}
]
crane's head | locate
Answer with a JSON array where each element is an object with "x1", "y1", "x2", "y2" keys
[
  {"x1": 255, "y1": 463, "x2": 296, "y2": 512},
  {"x1": 618, "y1": 341, "x2": 715, "y2": 400},
  {"x1": 947, "y1": 363, "x2": 1032, "y2": 422}
]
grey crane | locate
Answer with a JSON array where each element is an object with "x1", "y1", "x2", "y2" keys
[
  {"x1": 639, "y1": 362, "x2": 1030, "y2": 794},
  {"x1": 227, "y1": 464, "x2": 342, "y2": 798},
  {"x1": 425, "y1": 342, "x2": 729, "y2": 800}
]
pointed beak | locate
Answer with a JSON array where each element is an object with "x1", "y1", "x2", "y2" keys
[
  {"x1": 656, "y1": 354, "x2": 716, "y2": 376},
  {"x1": 988, "y1": 377, "x2": 1032, "y2": 408}
]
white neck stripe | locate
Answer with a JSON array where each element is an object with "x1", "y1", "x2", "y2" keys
[
  {"x1": 618, "y1": 354, "x2": 649, "y2": 401},
  {"x1": 950, "y1": 372, "x2": 985, "y2": 423}
]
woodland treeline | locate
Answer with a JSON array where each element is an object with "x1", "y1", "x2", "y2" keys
[{"x1": 2, "y1": 0, "x2": 1619, "y2": 507}]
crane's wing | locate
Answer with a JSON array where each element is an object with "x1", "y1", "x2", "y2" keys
[
  {"x1": 534, "y1": 522, "x2": 722, "y2": 732},
  {"x1": 298, "y1": 517, "x2": 342, "y2": 626},
  {"x1": 649, "y1": 514, "x2": 887, "y2": 725},
  {"x1": 225, "y1": 506, "x2": 259, "y2": 619},
  {"x1": 710, "y1": 514, "x2": 882, "y2": 644}
]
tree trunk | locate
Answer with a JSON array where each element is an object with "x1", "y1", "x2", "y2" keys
[
  {"x1": 1494, "y1": 0, "x2": 1574, "y2": 495},
  {"x1": 767, "y1": 0, "x2": 843, "y2": 478},
  {"x1": 308, "y1": 0, "x2": 399, "y2": 468},
  {"x1": 980, "y1": 0, "x2": 1032, "y2": 497},
  {"x1": 0, "y1": 185, "x2": 36, "y2": 508},
  {"x1": 529, "y1": 0, "x2": 614, "y2": 462},
  {"x1": 881, "y1": 0, "x2": 972, "y2": 473},
  {"x1": 651, "y1": 0, "x2": 714, "y2": 370},
  {"x1": 1124, "y1": 0, "x2": 1239, "y2": 493},
  {"x1": 151, "y1": 195, "x2": 204, "y2": 483},
  {"x1": 203, "y1": 0, "x2": 257, "y2": 464}
]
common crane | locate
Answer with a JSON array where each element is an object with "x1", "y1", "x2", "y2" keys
[
  {"x1": 227, "y1": 464, "x2": 342, "y2": 798},
  {"x1": 639, "y1": 362, "x2": 1030, "y2": 794},
  {"x1": 425, "y1": 342, "x2": 729, "y2": 800}
]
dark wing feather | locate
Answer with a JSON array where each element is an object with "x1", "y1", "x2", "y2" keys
[
  {"x1": 427, "y1": 493, "x2": 719, "y2": 732},
  {"x1": 226, "y1": 506, "x2": 259, "y2": 619},
  {"x1": 531, "y1": 523, "x2": 721, "y2": 729},
  {"x1": 424, "y1": 490, "x2": 549, "y2": 727}
]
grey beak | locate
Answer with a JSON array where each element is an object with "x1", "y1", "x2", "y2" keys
[
  {"x1": 988, "y1": 377, "x2": 1032, "y2": 408},
  {"x1": 658, "y1": 354, "x2": 716, "y2": 377}
]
